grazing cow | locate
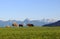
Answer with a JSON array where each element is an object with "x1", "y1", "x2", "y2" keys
[
  {"x1": 5, "y1": 26, "x2": 11, "y2": 28},
  {"x1": 27, "y1": 24, "x2": 34, "y2": 27},
  {"x1": 19, "y1": 24, "x2": 23, "y2": 27},
  {"x1": 12, "y1": 22, "x2": 18, "y2": 27}
]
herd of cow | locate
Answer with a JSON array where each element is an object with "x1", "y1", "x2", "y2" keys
[
  {"x1": 12, "y1": 24, "x2": 34, "y2": 27},
  {"x1": 12, "y1": 22, "x2": 34, "y2": 27}
]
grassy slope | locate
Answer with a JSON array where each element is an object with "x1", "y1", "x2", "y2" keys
[{"x1": 0, "y1": 27, "x2": 60, "y2": 39}]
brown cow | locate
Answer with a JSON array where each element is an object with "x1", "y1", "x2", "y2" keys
[
  {"x1": 19, "y1": 24, "x2": 23, "y2": 27},
  {"x1": 12, "y1": 22, "x2": 18, "y2": 27},
  {"x1": 27, "y1": 24, "x2": 34, "y2": 27}
]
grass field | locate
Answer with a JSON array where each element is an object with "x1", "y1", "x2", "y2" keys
[{"x1": 0, "y1": 27, "x2": 60, "y2": 39}]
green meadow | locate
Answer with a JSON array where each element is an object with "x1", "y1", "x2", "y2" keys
[{"x1": 0, "y1": 27, "x2": 60, "y2": 39}]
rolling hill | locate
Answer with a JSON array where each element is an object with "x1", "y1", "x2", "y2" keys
[{"x1": 43, "y1": 20, "x2": 60, "y2": 27}]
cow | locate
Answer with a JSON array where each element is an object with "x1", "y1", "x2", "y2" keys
[
  {"x1": 5, "y1": 26, "x2": 11, "y2": 28},
  {"x1": 12, "y1": 22, "x2": 18, "y2": 27},
  {"x1": 27, "y1": 24, "x2": 34, "y2": 27},
  {"x1": 19, "y1": 24, "x2": 23, "y2": 27}
]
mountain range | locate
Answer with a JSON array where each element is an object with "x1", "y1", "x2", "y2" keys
[{"x1": 0, "y1": 19, "x2": 58, "y2": 27}]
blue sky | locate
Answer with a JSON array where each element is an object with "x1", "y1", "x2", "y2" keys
[{"x1": 0, "y1": 0, "x2": 60, "y2": 21}]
